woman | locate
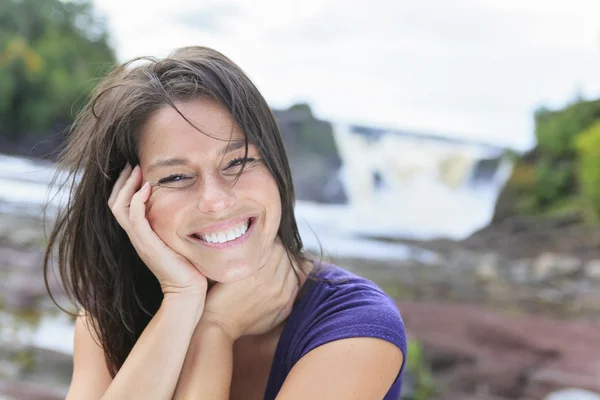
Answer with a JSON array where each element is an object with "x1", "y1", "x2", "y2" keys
[{"x1": 45, "y1": 46, "x2": 406, "y2": 399}]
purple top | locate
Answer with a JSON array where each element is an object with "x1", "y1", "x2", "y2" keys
[{"x1": 264, "y1": 263, "x2": 407, "y2": 399}]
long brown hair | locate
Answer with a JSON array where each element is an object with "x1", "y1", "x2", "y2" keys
[{"x1": 44, "y1": 46, "x2": 308, "y2": 376}]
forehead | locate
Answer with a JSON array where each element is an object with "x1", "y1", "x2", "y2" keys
[{"x1": 138, "y1": 98, "x2": 245, "y2": 162}]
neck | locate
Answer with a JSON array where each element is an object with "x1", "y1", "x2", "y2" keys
[{"x1": 269, "y1": 239, "x2": 314, "y2": 288}]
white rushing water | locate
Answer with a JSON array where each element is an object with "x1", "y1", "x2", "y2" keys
[
  {"x1": 0, "y1": 311, "x2": 74, "y2": 355},
  {"x1": 330, "y1": 123, "x2": 513, "y2": 241}
]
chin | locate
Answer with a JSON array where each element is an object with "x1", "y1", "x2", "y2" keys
[{"x1": 195, "y1": 261, "x2": 259, "y2": 283}]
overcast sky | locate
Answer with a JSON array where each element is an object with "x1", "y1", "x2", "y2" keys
[{"x1": 93, "y1": 0, "x2": 600, "y2": 150}]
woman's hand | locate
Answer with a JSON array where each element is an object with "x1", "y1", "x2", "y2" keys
[
  {"x1": 199, "y1": 244, "x2": 300, "y2": 342},
  {"x1": 108, "y1": 164, "x2": 208, "y2": 297}
]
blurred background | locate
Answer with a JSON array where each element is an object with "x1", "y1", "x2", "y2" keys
[{"x1": 1, "y1": 0, "x2": 600, "y2": 399}]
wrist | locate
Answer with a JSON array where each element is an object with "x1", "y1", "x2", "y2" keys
[
  {"x1": 196, "y1": 318, "x2": 237, "y2": 345},
  {"x1": 162, "y1": 292, "x2": 205, "y2": 324},
  {"x1": 161, "y1": 279, "x2": 207, "y2": 297}
]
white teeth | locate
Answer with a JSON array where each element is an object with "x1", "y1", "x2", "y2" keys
[{"x1": 200, "y1": 220, "x2": 250, "y2": 244}]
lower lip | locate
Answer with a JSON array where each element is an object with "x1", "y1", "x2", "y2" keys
[{"x1": 190, "y1": 218, "x2": 255, "y2": 249}]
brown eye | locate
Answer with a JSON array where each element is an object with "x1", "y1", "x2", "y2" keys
[{"x1": 157, "y1": 174, "x2": 189, "y2": 185}]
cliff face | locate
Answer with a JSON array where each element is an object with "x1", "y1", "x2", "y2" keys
[
  {"x1": 491, "y1": 148, "x2": 539, "y2": 223},
  {"x1": 0, "y1": 126, "x2": 68, "y2": 160},
  {"x1": 273, "y1": 104, "x2": 346, "y2": 204}
]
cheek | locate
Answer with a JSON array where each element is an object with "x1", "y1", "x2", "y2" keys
[
  {"x1": 145, "y1": 192, "x2": 183, "y2": 238},
  {"x1": 240, "y1": 169, "x2": 282, "y2": 225}
]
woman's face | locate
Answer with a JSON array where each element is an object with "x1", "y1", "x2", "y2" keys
[{"x1": 138, "y1": 98, "x2": 282, "y2": 282}]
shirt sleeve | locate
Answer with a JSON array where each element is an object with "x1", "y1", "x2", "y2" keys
[{"x1": 296, "y1": 283, "x2": 407, "y2": 374}]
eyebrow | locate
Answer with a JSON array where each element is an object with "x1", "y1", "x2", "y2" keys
[{"x1": 147, "y1": 140, "x2": 248, "y2": 171}]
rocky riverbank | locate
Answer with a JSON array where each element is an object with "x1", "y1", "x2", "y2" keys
[
  {"x1": 349, "y1": 212, "x2": 600, "y2": 399},
  {"x1": 0, "y1": 211, "x2": 73, "y2": 399},
  {"x1": 336, "y1": 246, "x2": 600, "y2": 399},
  {"x1": 2, "y1": 209, "x2": 600, "y2": 399}
]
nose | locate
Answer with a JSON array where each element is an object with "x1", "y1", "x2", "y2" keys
[{"x1": 196, "y1": 174, "x2": 235, "y2": 214}]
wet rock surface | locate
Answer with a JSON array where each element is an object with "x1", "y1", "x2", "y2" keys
[
  {"x1": 339, "y1": 249, "x2": 600, "y2": 400},
  {"x1": 398, "y1": 301, "x2": 600, "y2": 399},
  {"x1": 0, "y1": 212, "x2": 72, "y2": 398}
]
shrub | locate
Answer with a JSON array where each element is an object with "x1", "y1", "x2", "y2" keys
[{"x1": 576, "y1": 120, "x2": 600, "y2": 220}]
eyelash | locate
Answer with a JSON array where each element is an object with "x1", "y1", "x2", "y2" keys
[
  {"x1": 157, "y1": 174, "x2": 187, "y2": 185},
  {"x1": 156, "y1": 157, "x2": 257, "y2": 184},
  {"x1": 226, "y1": 156, "x2": 256, "y2": 169}
]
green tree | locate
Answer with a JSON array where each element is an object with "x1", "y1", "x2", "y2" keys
[
  {"x1": 576, "y1": 121, "x2": 600, "y2": 220},
  {"x1": 0, "y1": 0, "x2": 115, "y2": 138},
  {"x1": 494, "y1": 98, "x2": 600, "y2": 221},
  {"x1": 528, "y1": 98, "x2": 600, "y2": 212},
  {"x1": 535, "y1": 98, "x2": 600, "y2": 156}
]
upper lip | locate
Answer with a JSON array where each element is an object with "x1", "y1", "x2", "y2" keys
[{"x1": 189, "y1": 213, "x2": 255, "y2": 237}]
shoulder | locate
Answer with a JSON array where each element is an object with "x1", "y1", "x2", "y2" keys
[
  {"x1": 68, "y1": 312, "x2": 113, "y2": 397},
  {"x1": 293, "y1": 262, "x2": 406, "y2": 358},
  {"x1": 274, "y1": 263, "x2": 406, "y2": 399},
  {"x1": 300, "y1": 262, "x2": 404, "y2": 324}
]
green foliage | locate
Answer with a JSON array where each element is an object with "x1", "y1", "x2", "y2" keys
[
  {"x1": 498, "y1": 98, "x2": 600, "y2": 220},
  {"x1": 504, "y1": 161, "x2": 539, "y2": 214},
  {"x1": 534, "y1": 99, "x2": 600, "y2": 156},
  {"x1": 10, "y1": 349, "x2": 35, "y2": 373},
  {"x1": 534, "y1": 157, "x2": 574, "y2": 208},
  {"x1": 405, "y1": 339, "x2": 436, "y2": 400},
  {"x1": 0, "y1": 0, "x2": 115, "y2": 137},
  {"x1": 527, "y1": 99, "x2": 600, "y2": 213},
  {"x1": 534, "y1": 99, "x2": 600, "y2": 217},
  {"x1": 576, "y1": 121, "x2": 600, "y2": 221}
]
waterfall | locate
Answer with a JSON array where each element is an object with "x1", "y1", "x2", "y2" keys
[{"x1": 321, "y1": 123, "x2": 514, "y2": 239}]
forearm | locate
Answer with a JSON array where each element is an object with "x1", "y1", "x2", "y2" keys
[
  {"x1": 173, "y1": 321, "x2": 234, "y2": 400},
  {"x1": 101, "y1": 293, "x2": 204, "y2": 400}
]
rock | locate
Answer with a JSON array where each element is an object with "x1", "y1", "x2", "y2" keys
[
  {"x1": 273, "y1": 104, "x2": 346, "y2": 204},
  {"x1": 398, "y1": 301, "x2": 600, "y2": 399},
  {"x1": 398, "y1": 369, "x2": 416, "y2": 399},
  {"x1": 0, "y1": 247, "x2": 50, "y2": 311},
  {"x1": 584, "y1": 260, "x2": 600, "y2": 281},
  {"x1": 475, "y1": 253, "x2": 499, "y2": 281},
  {"x1": 0, "y1": 380, "x2": 66, "y2": 400},
  {"x1": 545, "y1": 388, "x2": 600, "y2": 400},
  {"x1": 0, "y1": 213, "x2": 47, "y2": 248},
  {"x1": 0, "y1": 341, "x2": 71, "y2": 393},
  {"x1": 573, "y1": 290, "x2": 600, "y2": 315},
  {"x1": 533, "y1": 252, "x2": 582, "y2": 281},
  {"x1": 0, "y1": 231, "x2": 66, "y2": 313},
  {"x1": 491, "y1": 148, "x2": 539, "y2": 224},
  {"x1": 510, "y1": 258, "x2": 533, "y2": 284}
]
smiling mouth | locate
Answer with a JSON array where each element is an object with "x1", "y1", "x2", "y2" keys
[{"x1": 191, "y1": 217, "x2": 254, "y2": 244}]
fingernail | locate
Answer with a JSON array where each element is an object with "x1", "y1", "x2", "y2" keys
[
  {"x1": 133, "y1": 165, "x2": 140, "y2": 174},
  {"x1": 141, "y1": 181, "x2": 150, "y2": 190}
]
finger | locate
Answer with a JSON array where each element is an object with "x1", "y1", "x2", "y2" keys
[
  {"x1": 112, "y1": 165, "x2": 142, "y2": 227},
  {"x1": 128, "y1": 182, "x2": 169, "y2": 257}
]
